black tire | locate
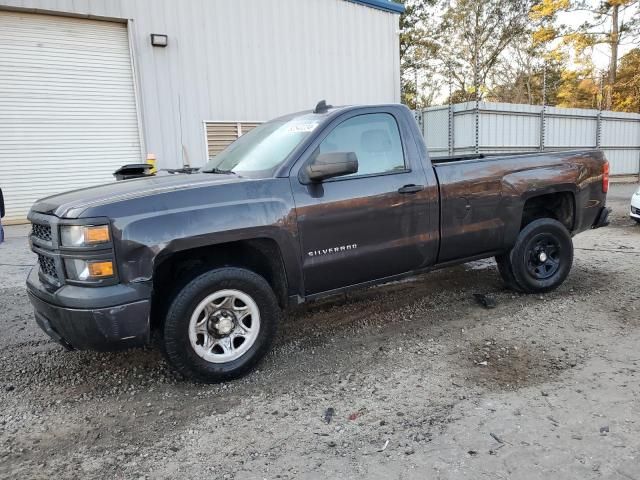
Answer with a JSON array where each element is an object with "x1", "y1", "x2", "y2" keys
[
  {"x1": 162, "y1": 267, "x2": 280, "y2": 383},
  {"x1": 504, "y1": 218, "x2": 573, "y2": 294},
  {"x1": 495, "y1": 254, "x2": 523, "y2": 292}
]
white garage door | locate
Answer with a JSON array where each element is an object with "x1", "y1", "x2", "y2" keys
[{"x1": 0, "y1": 11, "x2": 142, "y2": 223}]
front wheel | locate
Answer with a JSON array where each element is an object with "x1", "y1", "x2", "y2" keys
[
  {"x1": 500, "y1": 218, "x2": 574, "y2": 294},
  {"x1": 162, "y1": 267, "x2": 280, "y2": 383}
]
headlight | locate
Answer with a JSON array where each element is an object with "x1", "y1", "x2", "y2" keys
[
  {"x1": 60, "y1": 225, "x2": 110, "y2": 246},
  {"x1": 64, "y1": 259, "x2": 114, "y2": 281}
]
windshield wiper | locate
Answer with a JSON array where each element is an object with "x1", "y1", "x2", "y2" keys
[
  {"x1": 164, "y1": 167, "x2": 200, "y2": 174},
  {"x1": 204, "y1": 168, "x2": 236, "y2": 175}
]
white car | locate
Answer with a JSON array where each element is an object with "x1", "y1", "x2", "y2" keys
[{"x1": 632, "y1": 185, "x2": 640, "y2": 223}]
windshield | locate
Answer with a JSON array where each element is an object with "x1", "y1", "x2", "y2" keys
[{"x1": 203, "y1": 113, "x2": 321, "y2": 176}]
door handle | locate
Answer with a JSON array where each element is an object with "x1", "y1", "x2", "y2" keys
[{"x1": 398, "y1": 184, "x2": 424, "y2": 194}]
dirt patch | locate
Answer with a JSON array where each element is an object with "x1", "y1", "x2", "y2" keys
[{"x1": 463, "y1": 340, "x2": 576, "y2": 390}]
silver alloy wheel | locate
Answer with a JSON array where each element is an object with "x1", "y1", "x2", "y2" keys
[{"x1": 188, "y1": 289, "x2": 261, "y2": 364}]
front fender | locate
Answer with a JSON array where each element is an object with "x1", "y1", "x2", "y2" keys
[{"x1": 101, "y1": 180, "x2": 302, "y2": 296}]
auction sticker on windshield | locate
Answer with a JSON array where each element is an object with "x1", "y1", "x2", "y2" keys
[{"x1": 287, "y1": 122, "x2": 319, "y2": 133}]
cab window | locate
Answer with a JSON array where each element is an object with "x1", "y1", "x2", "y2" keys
[{"x1": 317, "y1": 113, "x2": 405, "y2": 176}]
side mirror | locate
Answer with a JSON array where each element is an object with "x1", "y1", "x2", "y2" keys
[
  {"x1": 0, "y1": 187, "x2": 4, "y2": 219},
  {"x1": 305, "y1": 152, "x2": 358, "y2": 183}
]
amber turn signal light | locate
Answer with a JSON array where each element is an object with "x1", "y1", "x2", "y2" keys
[
  {"x1": 85, "y1": 225, "x2": 110, "y2": 243},
  {"x1": 87, "y1": 261, "x2": 114, "y2": 278}
]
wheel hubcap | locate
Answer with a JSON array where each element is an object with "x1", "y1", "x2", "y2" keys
[
  {"x1": 209, "y1": 310, "x2": 235, "y2": 335},
  {"x1": 526, "y1": 234, "x2": 561, "y2": 280},
  {"x1": 188, "y1": 289, "x2": 261, "y2": 363}
]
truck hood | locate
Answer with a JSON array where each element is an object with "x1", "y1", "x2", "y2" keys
[{"x1": 30, "y1": 173, "x2": 245, "y2": 218}]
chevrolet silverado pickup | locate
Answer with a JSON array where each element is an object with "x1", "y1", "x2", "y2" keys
[{"x1": 27, "y1": 102, "x2": 611, "y2": 382}]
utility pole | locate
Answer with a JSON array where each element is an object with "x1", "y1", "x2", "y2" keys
[
  {"x1": 597, "y1": 71, "x2": 605, "y2": 149},
  {"x1": 473, "y1": 55, "x2": 479, "y2": 154},
  {"x1": 541, "y1": 62, "x2": 547, "y2": 107},
  {"x1": 606, "y1": 3, "x2": 620, "y2": 110},
  {"x1": 413, "y1": 68, "x2": 419, "y2": 110},
  {"x1": 540, "y1": 62, "x2": 547, "y2": 152},
  {"x1": 599, "y1": 71, "x2": 606, "y2": 111},
  {"x1": 448, "y1": 64, "x2": 454, "y2": 156}
]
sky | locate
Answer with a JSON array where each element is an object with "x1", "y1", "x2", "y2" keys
[
  {"x1": 418, "y1": 1, "x2": 639, "y2": 104},
  {"x1": 558, "y1": 5, "x2": 639, "y2": 71}
]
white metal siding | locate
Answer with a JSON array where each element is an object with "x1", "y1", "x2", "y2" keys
[
  {"x1": 422, "y1": 101, "x2": 640, "y2": 175},
  {"x1": 0, "y1": 0, "x2": 400, "y2": 171},
  {"x1": 545, "y1": 107, "x2": 598, "y2": 149},
  {"x1": 453, "y1": 111, "x2": 475, "y2": 151},
  {"x1": 600, "y1": 111, "x2": 640, "y2": 174},
  {"x1": 0, "y1": 10, "x2": 142, "y2": 222},
  {"x1": 480, "y1": 102, "x2": 540, "y2": 149},
  {"x1": 422, "y1": 106, "x2": 448, "y2": 153}
]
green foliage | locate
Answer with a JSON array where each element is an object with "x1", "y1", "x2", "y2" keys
[{"x1": 395, "y1": 0, "x2": 439, "y2": 109}]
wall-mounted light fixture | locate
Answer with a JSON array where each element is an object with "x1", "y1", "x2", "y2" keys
[{"x1": 150, "y1": 34, "x2": 168, "y2": 47}]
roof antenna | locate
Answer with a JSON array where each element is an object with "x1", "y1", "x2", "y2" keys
[{"x1": 314, "y1": 99, "x2": 332, "y2": 114}]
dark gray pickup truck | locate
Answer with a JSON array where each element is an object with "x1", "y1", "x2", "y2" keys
[{"x1": 27, "y1": 102, "x2": 611, "y2": 382}]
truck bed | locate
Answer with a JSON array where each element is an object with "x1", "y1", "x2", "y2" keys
[{"x1": 431, "y1": 149, "x2": 606, "y2": 263}]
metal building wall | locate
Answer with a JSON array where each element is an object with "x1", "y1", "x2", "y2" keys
[
  {"x1": 0, "y1": 0, "x2": 400, "y2": 169},
  {"x1": 423, "y1": 102, "x2": 640, "y2": 175}
]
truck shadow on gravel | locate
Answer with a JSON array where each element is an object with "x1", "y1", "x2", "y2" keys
[
  {"x1": 4, "y1": 260, "x2": 625, "y2": 397},
  {"x1": 277, "y1": 260, "x2": 623, "y2": 348}
]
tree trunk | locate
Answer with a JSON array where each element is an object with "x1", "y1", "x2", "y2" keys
[{"x1": 606, "y1": 4, "x2": 619, "y2": 110}]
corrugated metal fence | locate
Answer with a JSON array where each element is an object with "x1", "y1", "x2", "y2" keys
[{"x1": 421, "y1": 101, "x2": 640, "y2": 175}]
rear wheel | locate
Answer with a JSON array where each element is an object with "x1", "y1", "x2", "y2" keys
[
  {"x1": 498, "y1": 218, "x2": 573, "y2": 294},
  {"x1": 162, "y1": 267, "x2": 280, "y2": 383},
  {"x1": 495, "y1": 254, "x2": 523, "y2": 292}
]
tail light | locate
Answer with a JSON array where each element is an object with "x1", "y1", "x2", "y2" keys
[{"x1": 602, "y1": 161, "x2": 609, "y2": 193}]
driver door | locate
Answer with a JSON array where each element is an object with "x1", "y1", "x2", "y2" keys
[{"x1": 290, "y1": 109, "x2": 437, "y2": 295}]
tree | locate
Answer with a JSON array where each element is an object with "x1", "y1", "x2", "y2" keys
[
  {"x1": 531, "y1": 0, "x2": 640, "y2": 109},
  {"x1": 612, "y1": 48, "x2": 640, "y2": 112},
  {"x1": 556, "y1": 69, "x2": 601, "y2": 108},
  {"x1": 395, "y1": 0, "x2": 439, "y2": 108},
  {"x1": 487, "y1": 48, "x2": 565, "y2": 105},
  {"x1": 435, "y1": 0, "x2": 534, "y2": 102},
  {"x1": 395, "y1": 0, "x2": 640, "y2": 111}
]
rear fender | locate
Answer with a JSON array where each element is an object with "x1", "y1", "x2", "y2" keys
[{"x1": 501, "y1": 163, "x2": 580, "y2": 249}]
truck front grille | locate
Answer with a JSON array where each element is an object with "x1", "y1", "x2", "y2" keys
[
  {"x1": 37, "y1": 254, "x2": 58, "y2": 280},
  {"x1": 32, "y1": 223, "x2": 52, "y2": 242}
]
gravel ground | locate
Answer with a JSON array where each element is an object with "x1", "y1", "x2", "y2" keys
[{"x1": 1, "y1": 183, "x2": 639, "y2": 480}]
